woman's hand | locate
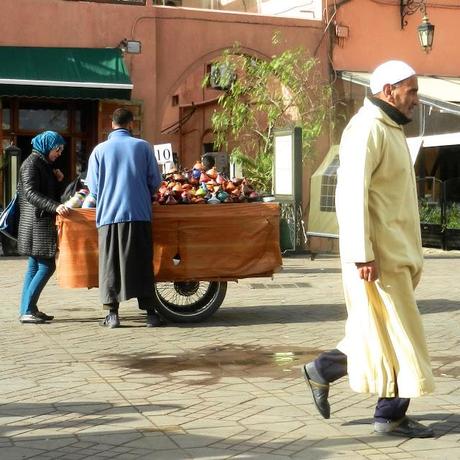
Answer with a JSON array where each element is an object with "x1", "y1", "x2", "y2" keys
[
  {"x1": 56, "y1": 204, "x2": 70, "y2": 216},
  {"x1": 53, "y1": 169, "x2": 64, "y2": 182}
]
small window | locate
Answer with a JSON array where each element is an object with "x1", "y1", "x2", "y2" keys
[
  {"x1": 154, "y1": 0, "x2": 181, "y2": 5},
  {"x1": 172, "y1": 95, "x2": 179, "y2": 106},
  {"x1": 2, "y1": 108, "x2": 11, "y2": 130},
  {"x1": 19, "y1": 109, "x2": 68, "y2": 132},
  {"x1": 207, "y1": 62, "x2": 236, "y2": 91}
]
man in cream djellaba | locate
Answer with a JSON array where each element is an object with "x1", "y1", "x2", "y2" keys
[{"x1": 302, "y1": 60, "x2": 435, "y2": 438}]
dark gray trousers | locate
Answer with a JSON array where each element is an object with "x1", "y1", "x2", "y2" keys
[
  {"x1": 98, "y1": 222, "x2": 155, "y2": 311},
  {"x1": 315, "y1": 349, "x2": 410, "y2": 422}
]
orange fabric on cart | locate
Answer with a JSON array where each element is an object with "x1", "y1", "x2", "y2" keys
[
  {"x1": 56, "y1": 209, "x2": 99, "y2": 288},
  {"x1": 56, "y1": 203, "x2": 282, "y2": 288}
]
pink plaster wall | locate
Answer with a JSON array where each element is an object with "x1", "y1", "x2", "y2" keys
[
  {"x1": 332, "y1": 0, "x2": 459, "y2": 76},
  {"x1": 1, "y1": 1, "x2": 328, "y2": 141},
  {"x1": 1, "y1": 1, "x2": 331, "y2": 219}
]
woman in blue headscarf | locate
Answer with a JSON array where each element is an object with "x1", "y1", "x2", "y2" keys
[{"x1": 17, "y1": 131, "x2": 70, "y2": 324}]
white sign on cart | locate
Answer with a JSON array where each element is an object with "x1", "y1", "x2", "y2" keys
[{"x1": 153, "y1": 143, "x2": 174, "y2": 173}]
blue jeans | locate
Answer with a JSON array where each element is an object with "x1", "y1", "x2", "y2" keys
[{"x1": 19, "y1": 256, "x2": 56, "y2": 316}]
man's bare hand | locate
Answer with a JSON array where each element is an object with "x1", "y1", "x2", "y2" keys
[{"x1": 355, "y1": 261, "x2": 378, "y2": 282}]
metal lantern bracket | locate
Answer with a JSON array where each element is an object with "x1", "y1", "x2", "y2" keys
[
  {"x1": 400, "y1": 0, "x2": 427, "y2": 29},
  {"x1": 400, "y1": 0, "x2": 435, "y2": 52}
]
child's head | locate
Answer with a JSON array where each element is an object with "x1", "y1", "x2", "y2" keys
[{"x1": 202, "y1": 154, "x2": 216, "y2": 170}]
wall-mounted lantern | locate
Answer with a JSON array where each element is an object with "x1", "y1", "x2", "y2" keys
[
  {"x1": 417, "y1": 14, "x2": 435, "y2": 52},
  {"x1": 400, "y1": 0, "x2": 435, "y2": 52},
  {"x1": 118, "y1": 39, "x2": 142, "y2": 55}
]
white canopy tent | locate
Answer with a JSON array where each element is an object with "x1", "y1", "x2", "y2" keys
[
  {"x1": 307, "y1": 72, "x2": 460, "y2": 241},
  {"x1": 307, "y1": 145, "x2": 339, "y2": 238}
]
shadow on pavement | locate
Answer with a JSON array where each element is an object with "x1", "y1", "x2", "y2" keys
[
  {"x1": 418, "y1": 299, "x2": 460, "y2": 314},
  {"x1": 424, "y1": 254, "x2": 460, "y2": 260},
  {"x1": 343, "y1": 413, "x2": 460, "y2": 437},
  {"x1": 52, "y1": 304, "x2": 347, "y2": 328},
  {"x1": 0, "y1": 401, "x2": 361, "y2": 459},
  {"x1": 279, "y1": 267, "x2": 342, "y2": 275},
  {"x1": 192, "y1": 303, "x2": 347, "y2": 327},
  {"x1": 44, "y1": 299, "x2": 456, "y2": 329}
]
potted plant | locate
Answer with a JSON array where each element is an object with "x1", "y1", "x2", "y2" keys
[
  {"x1": 203, "y1": 35, "x2": 332, "y2": 252},
  {"x1": 203, "y1": 33, "x2": 332, "y2": 195},
  {"x1": 444, "y1": 202, "x2": 460, "y2": 250},
  {"x1": 418, "y1": 199, "x2": 443, "y2": 248}
]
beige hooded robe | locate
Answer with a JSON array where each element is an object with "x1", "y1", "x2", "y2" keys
[{"x1": 335, "y1": 98, "x2": 434, "y2": 398}]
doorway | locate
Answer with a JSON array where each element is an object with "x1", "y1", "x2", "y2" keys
[{"x1": 1, "y1": 97, "x2": 97, "y2": 193}]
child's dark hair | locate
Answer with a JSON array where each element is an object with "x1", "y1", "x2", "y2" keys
[{"x1": 202, "y1": 154, "x2": 215, "y2": 170}]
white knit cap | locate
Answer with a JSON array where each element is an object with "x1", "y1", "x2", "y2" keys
[{"x1": 369, "y1": 60, "x2": 416, "y2": 95}]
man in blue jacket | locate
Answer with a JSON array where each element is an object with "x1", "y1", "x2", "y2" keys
[{"x1": 87, "y1": 108, "x2": 163, "y2": 328}]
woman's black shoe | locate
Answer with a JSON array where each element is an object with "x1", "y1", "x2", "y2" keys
[{"x1": 36, "y1": 311, "x2": 54, "y2": 321}]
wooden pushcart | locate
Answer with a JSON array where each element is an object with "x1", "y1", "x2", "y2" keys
[{"x1": 56, "y1": 203, "x2": 282, "y2": 322}]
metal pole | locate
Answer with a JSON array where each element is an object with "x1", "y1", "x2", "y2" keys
[{"x1": 293, "y1": 127, "x2": 303, "y2": 253}]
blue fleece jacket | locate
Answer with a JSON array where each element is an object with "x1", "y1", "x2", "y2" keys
[{"x1": 87, "y1": 129, "x2": 162, "y2": 228}]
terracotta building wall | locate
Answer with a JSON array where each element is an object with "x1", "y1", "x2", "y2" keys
[
  {"x1": 1, "y1": 1, "x2": 331, "y2": 238},
  {"x1": 0, "y1": 1, "x2": 328, "y2": 140},
  {"x1": 332, "y1": 0, "x2": 459, "y2": 75}
]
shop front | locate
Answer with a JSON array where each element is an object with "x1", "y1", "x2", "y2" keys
[{"x1": 0, "y1": 46, "x2": 134, "y2": 206}]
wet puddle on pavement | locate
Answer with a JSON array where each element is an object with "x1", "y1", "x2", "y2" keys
[
  {"x1": 106, "y1": 347, "x2": 460, "y2": 383},
  {"x1": 107, "y1": 344, "x2": 323, "y2": 384}
]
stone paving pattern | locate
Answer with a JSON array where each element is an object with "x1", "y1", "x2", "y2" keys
[{"x1": 1, "y1": 248, "x2": 460, "y2": 459}]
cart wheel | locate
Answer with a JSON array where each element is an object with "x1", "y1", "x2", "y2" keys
[{"x1": 153, "y1": 281, "x2": 227, "y2": 323}]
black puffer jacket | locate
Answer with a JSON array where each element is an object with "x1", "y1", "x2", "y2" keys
[{"x1": 17, "y1": 151, "x2": 61, "y2": 258}]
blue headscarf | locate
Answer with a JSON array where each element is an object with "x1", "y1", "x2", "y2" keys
[{"x1": 31, "y1": 131, "x2": 65, "y2": 156}]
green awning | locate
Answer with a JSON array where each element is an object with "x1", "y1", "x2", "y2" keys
[{"x1": 0, "y1": 47, "x2": 133, "y2": 100}]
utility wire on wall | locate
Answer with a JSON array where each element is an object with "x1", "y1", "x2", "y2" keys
[{"x1": 161, "y1": 106, "x2": 196, "y2": 135}]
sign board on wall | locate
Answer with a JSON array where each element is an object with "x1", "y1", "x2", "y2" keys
[
  {"x1": 273, "y1": 128, "x2": 303, "y2": 202},
  {"x1": 274, "y1": 134, "x2": 294, "y2": 198}
]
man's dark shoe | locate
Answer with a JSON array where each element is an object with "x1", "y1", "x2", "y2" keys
[
  {"x1": 146, "y1": 313, "x2": 166, "y2": 328},
  {"x1": 374, "y1": 416, "x2": 434, "y2": 438},
  {"x1": 100, "y1": 313, "x2": 120, "y2": 328},
  {"x1": 36, "y1": 311, "x2": 54, "y2": 321},
  {"x1": 302, "y1": 363, "x2": 330, "y2": 419}
]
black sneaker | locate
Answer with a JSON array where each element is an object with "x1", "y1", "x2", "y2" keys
[
  {"x1": 374, "y1": 416, "x2": 434, "y2": 438},
  {"x1": 19, "y1": 314, "x2": 45, "y2": 324},
  {"x1": 36, "y1": 311, "x2": 54, "y2": 321},
  {"x1": 100, "y1": 313, "x2": 120, "y2": 328}
]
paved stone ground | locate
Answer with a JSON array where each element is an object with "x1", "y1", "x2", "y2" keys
[{"x1": 1, "y1": 248, "x2": 460, "y2": 459}]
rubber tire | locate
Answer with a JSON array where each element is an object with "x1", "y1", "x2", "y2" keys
[{"x1": 153, "y1": 281, "x2": 227, "y2": 323}]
